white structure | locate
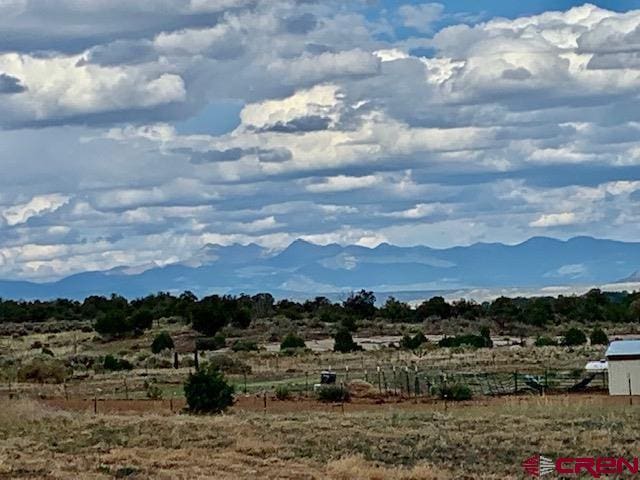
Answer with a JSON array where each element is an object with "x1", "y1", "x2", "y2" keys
[
  {"x1": 605, "y1": 340, "x2": 640, "y2": 395},
  {"x1": 585, "y1": 360, "x2": 608, "y2": 372}
]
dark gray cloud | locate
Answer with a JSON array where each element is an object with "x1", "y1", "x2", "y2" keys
[
  {"x1": 502, "y1": 67, "x2": 532, "y2": 80},
  {"x1": 179, "y1": 147, "x2": 293, "y2": 164},
  {"x1": 0, "y1": 1, "x2": 231, "y2": 53},
  {"x1": 258, "y1": 115, "x2": 331, "y2": 133},
  {"x1": 0, "y1": 73, "x2": 26, "y2": 94}
]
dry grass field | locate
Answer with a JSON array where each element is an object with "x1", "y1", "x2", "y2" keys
[
  {"x1": 0, "y1": 319, "x2": 632, "y2": 479},
  {"x1": 0, "y1": 395, "x2": 638, "y2": 479}
]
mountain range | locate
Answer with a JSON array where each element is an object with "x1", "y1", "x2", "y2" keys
[{"x1": 1, "y1": 236, "x2": 640, "y2": 301}]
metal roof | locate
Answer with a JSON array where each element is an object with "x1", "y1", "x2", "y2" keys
[{"x1": 605, "y1": 340, "x2": 640, "y2": 358}]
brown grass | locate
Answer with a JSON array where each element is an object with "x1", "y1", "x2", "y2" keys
[{"x1": 0, "y1": 394, "x2": 638, "y2": 479}]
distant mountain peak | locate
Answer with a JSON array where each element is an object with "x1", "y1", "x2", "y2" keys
[{"x1": 2, "y1": 235, "x2": 640, "y2": 300}]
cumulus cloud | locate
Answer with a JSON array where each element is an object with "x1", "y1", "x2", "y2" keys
[
  {"x1": 306, "y1": 175, "x2": 382, "y2": 193},
  {"x1": 2, "y1": 194, "x2": 70, "y2": 226},
  {"x1": 530, "y1": 212, "x2": 579, "y2": 228},
  {"x1": 4, "y1": 2, "x2": 640, "y2": 279}
]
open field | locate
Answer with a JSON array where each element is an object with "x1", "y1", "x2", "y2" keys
[
  {"x1": 1, "y1": 394, "x2": 639, "y2": 479},
  {"x1": 0, "y1": 317, "x2": 633, "y2": 479}
]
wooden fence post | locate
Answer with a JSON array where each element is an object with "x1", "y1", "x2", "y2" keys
[
  {"x1": 392, "y1": 366, "x2": 397, "y2": 395},
  {"x1": 194, "y1": 349, "x2": 199, "y2": 371},
  {"x1": 514, "y1": 371, "x2": 518, "y2": 394},
  {"x1": 405, "y1": 366, "x2": 411, "y2": 396}
]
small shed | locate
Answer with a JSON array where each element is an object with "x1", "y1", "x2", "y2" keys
[{"x1": 605, "y1": 340, "x2": 640, "y2": 395}]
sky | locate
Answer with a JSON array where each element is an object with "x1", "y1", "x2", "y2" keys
[{"x1": 2, "y1": 0, "x2": 640, "y2": 281}]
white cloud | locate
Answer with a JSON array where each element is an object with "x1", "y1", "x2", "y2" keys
[
  {"x1": 2, "y1": 194, "x2": 70, "y2": 226},
  {"x1": 306, "y1": 175, "x2": 382, "y2": 193},
  {"x1": 530, "y1": 212, "x2": 578, "y2": 228},
  {"x1": 384, "y1": 203, "x2": 451, "y2": 219},
  {"x1": 4, "y1": 3, "x2": 640, "y2": 280}
]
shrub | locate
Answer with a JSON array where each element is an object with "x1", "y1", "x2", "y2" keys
[
  {"x1": 103, "y1": 354, "x2": 133, "y2": 371},
  {"x1": 333, "y1": 327, "x2": 362, "y2": 353},
  {"x1": 400, "y1": 332, "x2": 427, "y2": 350},
  {"x1": 184, "y1": 366, "x2": 235, "y2": 413},
  {"x1": 231, "y1": 339, "x2": 259, "y2": 352},
  {"x1": 535, "y1": 336, "x2": 558, "y2": 347},
  {"x1": 130, "y1": 309, "x2": 154, "y2": 331},
  {"x1": 438, "y1": 334, "x2": 492, "y2": 349},
  {"x1": 590, "y1": 327, "x2": 609, "y2": 345},
  {"x1": 563, "y1": 327, "x2": 587, "y2": 346},
  {"x1": 317, "y1": 385, "x2": 350, "y2": 403},
  {"x1": 144, "y1": 379, "x2": 163, "y2": 400},
  {"x1": 94, "y1": 311, "x2": 143, "y2": 337},
  {"x1": 41, "y1": 347, "x2": 54, "y2": 357},
  {"x1": 17, "y1": 358, "x2": 67, "y2": 384},
  {"x1": 439, "y1": 383, "x2": 472, "y2": 401},
  {"x1": 275, "y1": 385, "x2": 291, "y2": 400},
  {"x1": 196, "y1": 334, "x2": 226, "y2": 351},
  {"x1": 340, "y1": 316, "x2": 357, "y2": 332},
  {"x1": 207, "y1": 354, "x2": 251, "y2": 374},
  {"x1": 143, "y1": 355, "x2": 172, "y2": 369},
  {"x1": 280, "y1": 333, "x2": 306, "y2": 350},
  {"x1": 151, "y1": 331, "x2": 174, "y2": 354}
]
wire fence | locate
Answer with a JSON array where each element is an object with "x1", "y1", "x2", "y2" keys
[{"x1": 261, "y1": 366, "x2": 609, "y2": 398}]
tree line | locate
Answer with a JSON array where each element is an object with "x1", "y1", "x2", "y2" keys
[{"x1": 0, "y1": 288, "x2": 639, "y2": 337}]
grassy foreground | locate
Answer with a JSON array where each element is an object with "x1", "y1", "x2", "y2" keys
[{"x1": 0, "y1": 396, "x2": 637, "y2": 479}]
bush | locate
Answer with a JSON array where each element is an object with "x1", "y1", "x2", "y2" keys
[
  {"x1": 151, "y1": 331, "x2": 174, "y2": 354},
  {"x1": 196, "y1": 334, "x2": 226, "y2": 351},
  {"x1": 94, "y1": 311, "x2": 132, "y2": 337},
  {"x1": 17, "y1": 358, "x2": 67, "y2": 384},
  {"x1": 439, "y1": 383, "x2": 472, "y2": 401},
  {"x1": 275, "y1": 385, "x2": 291, "y2": 400},
  {"x1": 144, "y1": 379, "x2": 163, "y2": 400},
  {"x1": 400, "y1": 332, "x2": 427, "y2": 350},
  {"x1": 41, "y1": 347, "x2": 54, "y2": 357},
  {"x1": 184, "y1": 366, "x2": 235, "y2": 413},
  {"x1": 438, "y1": 334, "x2": 492, "y2": 349},
  {"x1": 590, "y1": 327, "x2": 609, "y2": 345},
  {"x1": 333, "y1": 327, "x2": 362, "y2": 353},
  {"x1": 231, "y1": 339, "x2": 259, "y2": 352},
  {"x1": 317, "y1": 385, "x2": 350, "y2": 403},
  {"x1": 130, "y1": 309, "x2": 154, "y2": 331},
  {"x1": 563, "y1": 327, "x2": 587, "y2": 346},
  {"x1": 103, "y1": 354, "x2": 133, "y2": 371},
  {"x1": 535, "y1": 336, "x2": 558, "y2": 347},
  {"x1": 280, "y1": 333, "x2": 306, "y2": 350},
  {"x1": 143, "y1": 355, "x2": 172, "y2": 369},
  {"x1": 207, "y1": 354, "x2": 251, "y2": 374}
]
